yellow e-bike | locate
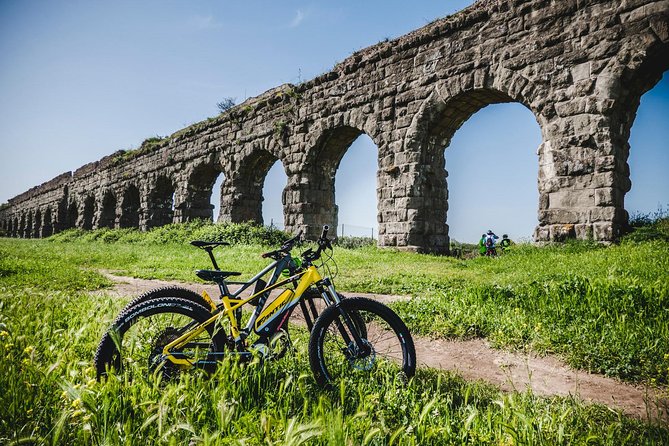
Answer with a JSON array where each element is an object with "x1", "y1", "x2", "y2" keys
[{"x1": 95, "y1": 226, "x2": 416, "y2": 386}]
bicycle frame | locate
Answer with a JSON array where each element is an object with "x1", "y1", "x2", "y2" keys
[{"x1": 161, "y1": 255, "x2": 340, "y2": 368}]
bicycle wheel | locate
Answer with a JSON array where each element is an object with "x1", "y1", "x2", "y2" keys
[
  {"x1": 95, "y1": 297, "x2": 226, "y2": 380},
  {"x1": 308, "y1": 297, "x2": 416, "y2": 387}
]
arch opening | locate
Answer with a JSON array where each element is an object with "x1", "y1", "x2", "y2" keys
[
  {"x1": 34, "y1": 209, "x2": 42, "y2": 238},
  {"x1": 42, "y1": 207, "x2": 53, "y2": 237},
  {"x1": 211, "y1": 174, "x2": 224, "y2": 223},
  {"x1": 333, "y1": 134, "x2": 378, "y2": 238},
  {"x1": 625, "y1": 71, "x2": 669, "y2": 221},
  {"x1": 57, "y1": 187, "x2": 69, "y2": 233},
  {"x1": 19, "y1": 214, "x2": 26, "y2": 238},
  {"x1": 149, "y1": 176, "x2": 176, "y2": 227},
  {"x1": 25, "y1": 211, "x2": 33, "y2": 238},
  {"x1": 425, "y1": 89, "x2": 542, "y2": 245},
  {"x1": 119, "y1": 186, "x2": 141, "y2": 229},
  {"x1": 82, "y1": 196, "x2": 95, "y2": 230},
  {"x1": 262, "y1": 161, "x2": 288, "y2": 229},
  {"x1": 99, "y1": 191, "x2": 117, "y2": 229},
  {"x1": 67, "y1": 200, "x2": 79, "y2": 230},
  {"x1": 186, "y1": 164, "x2": 223, "y2": 222},
  {"x1": 303, "y1": 126, "x2": 376, "y2": 237},
  {"x1": 222, "y1": 149, "x2": 279, "y2": 225}
]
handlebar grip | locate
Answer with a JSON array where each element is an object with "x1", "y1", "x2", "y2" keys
[{"x1": 320, "y1": 225, "x2": 329, "y2": 240}]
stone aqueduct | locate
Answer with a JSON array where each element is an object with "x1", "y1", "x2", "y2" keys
[{"x1": 1, "y1": 0, "x2": 667, "y2": 253}]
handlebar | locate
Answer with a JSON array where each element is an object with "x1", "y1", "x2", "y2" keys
[
  {"x1": 300, "y1": 225, "x2": 333, "y2": 264},
  {"x1": 260, "y1": 225, "x2": 333, "y2": 264},
  {"x1": 261, "y1": 231, "x2": 303, "y2": 259}
]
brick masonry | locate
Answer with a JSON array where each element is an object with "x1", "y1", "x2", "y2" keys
[{"x1": 1, "y1": 0, "x2": 668, "y2": 252}]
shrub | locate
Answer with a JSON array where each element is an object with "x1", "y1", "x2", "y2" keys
[
  {"x1": 47, "y1": 221, "x2": 289, "y2": 247},
  {"x1": 47, "y1": 228, "x2": 86, "y2": 242},
  {"x1": 623, "y1": 206, "x2": 669, "y2": 243},
  {"x1": 217, "y1": 97, "x2": 236, "y2": 113}
]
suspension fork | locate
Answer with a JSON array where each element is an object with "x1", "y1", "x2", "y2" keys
[{"x1": 320, "y1": 279, "x2": 370, "y2": 356}]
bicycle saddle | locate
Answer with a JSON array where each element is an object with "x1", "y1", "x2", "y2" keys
[
  {"x1": 190, "y1": 240, "x2": 230, "y2": 248},
  {"x1": 195, "y1": 269, "x2": 241, "y2": 282}
]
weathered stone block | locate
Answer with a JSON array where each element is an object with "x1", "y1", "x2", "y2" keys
[
  {"x1": 548, "y1": 190, "x2": 594, "y2": 208},
  {"x1": 594, "y1": 187, "x2": 622, "y2": 206}
]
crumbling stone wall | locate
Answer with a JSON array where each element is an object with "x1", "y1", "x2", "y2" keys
[{"x1": 1, "y1": 0, "x2": 668, "y2": 253}]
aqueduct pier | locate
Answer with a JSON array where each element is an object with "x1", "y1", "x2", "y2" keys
[{"x1": 1, "y1": 0, "x2": 667, "y2": 253}]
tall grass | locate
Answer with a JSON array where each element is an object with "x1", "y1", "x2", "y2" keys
[{"x1": 1, "y1": 280, "x2": 667, "y2": 444}]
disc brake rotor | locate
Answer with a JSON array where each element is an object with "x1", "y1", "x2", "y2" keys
[
  {"x1": 347, "y1": 338, "x2": 375, "y2": 371},
  {"x1": 148, "y1": 327, "x2": 182, "y2": 380}
]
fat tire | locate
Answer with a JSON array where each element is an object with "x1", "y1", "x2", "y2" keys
[
  {"x1": 308, "y1": 297, "x2": 415, "y2": 387},
  {"x1": 95, "y1": 297, "x2": 225, "y2": 379},
  {"x1": 122, "y1": 285, "x2": 215, "y2": 313}
]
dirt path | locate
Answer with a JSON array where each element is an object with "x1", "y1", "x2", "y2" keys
[{"x1": 95, "y1": 272, "x2": 668, "y2": 422}]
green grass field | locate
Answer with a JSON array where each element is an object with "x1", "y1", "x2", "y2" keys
[{"x1": 1, "y1": 223, "x2": 668, "y2": 444}]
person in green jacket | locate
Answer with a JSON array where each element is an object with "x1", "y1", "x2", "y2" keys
[
  {"x1": 478, "y1": 234, "x2": 487, "y2": 256},
  {"x1": 500, "y1": 234, "x2": 513, "y2": 252}
]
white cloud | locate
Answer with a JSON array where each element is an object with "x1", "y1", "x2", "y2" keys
[{"x1": 289, "y1": 9, "x2": 305, "y2": 28}]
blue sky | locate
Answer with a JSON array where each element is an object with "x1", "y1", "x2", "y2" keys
[{"x1": 1, "y1": 1, "x2": 667, "y2": 242}]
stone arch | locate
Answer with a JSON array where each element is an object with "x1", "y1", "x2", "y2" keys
[
  {"x1": 181, "y1": 163, "x2": 224, "y2": 222},
  {"x1": 616, "y1": 37, "x2": 669, "y2": 135},
  {"x1": 392, "y1": 85, "x2": 543, "y2": 251},
  {"x1": 295, "y1": 126, "x2": 368, "y2": 236},
  {"x1": 613, "y1": 38, "x2": 669, "y2": 230},
  {"x1": 147, "y1": 175, "x2": 176, "y2": 228},
  {"x1": 282, "y1": 117, "x2": 388, "y2": 239},
  {"x1": 42, "y1": 207, "x2": 53, "y2": 237},
  {"x1": 119, "y1": 185, "x2": 141, "y2": 228},
  {"x1": 82, "y1": 195, "x2": 95, "y2": 230},
  {"x1": 419, "y1": 88, "x2": 522, "y2": 150},
  {"x1": 99, "y1": 190, "x2": 117, "y2": 229},
  {"x1": 219, "y1": 148, "x2": 280, "y2": 225},
  {"x1": 433, "y1": 89, "x2": 542, "y2": 242}
]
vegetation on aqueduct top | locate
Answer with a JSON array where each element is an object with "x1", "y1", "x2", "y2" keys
[{"x1": 1, "y1": 217, "x2": 668, "y2": 444}]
